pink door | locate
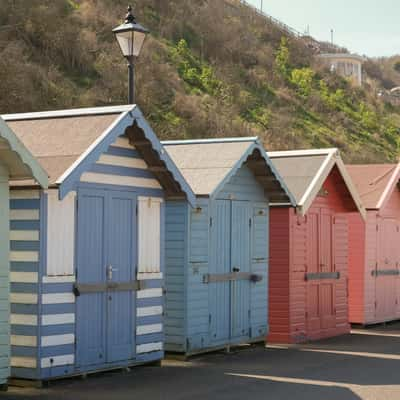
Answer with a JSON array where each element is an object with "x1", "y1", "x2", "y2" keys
[
  {"x1": 306, "y1": 208, "x2": 336, "y2": 337},
  {"x1": 306, "y1": 212, "x2": 321, "y2": 333},
  {"x1": 320, "y1": 209, "x2": 336, "y2": 330},
  {"x1": 376, "y1": 218, "x2": 398, "y2": 320}
]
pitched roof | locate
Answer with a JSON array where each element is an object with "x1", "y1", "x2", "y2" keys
[
  {"x1": 0, "y1": 117, "x2": 48, "y2": 187},
  {"x1": 162, "y1": 137, "x2": 295, "y2": 204},
  {"x1": 268, "y1": 148, "x2": 366, "y2": 218},
  {"x1": 2, "y1": 105, "x2": 195, "y2": 205},
  {"x1": 346, "y1": 163, "x2": 400, "y2": 210}
]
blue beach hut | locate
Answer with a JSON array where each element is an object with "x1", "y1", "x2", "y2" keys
[
  {"x1": 0, "y1": 117, "x2": 48, "y2": 388},
  {"x1": 162, "y1": 138, "x2": 294, "y2": 355},
  {"x1": 2, "y1": 105, "x2": 194, "y2": 382}
]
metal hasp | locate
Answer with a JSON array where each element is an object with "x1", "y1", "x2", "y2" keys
[
  {"x1": 371, "y1": 269, "x2": 400, "y2": 277},
  {"x1": 73, "y1": 280, "x2": 147, "y2": 296},
  {"x1": 305, "y1": 272, "x2": 341, "y2": 281},
  {"x1": 203, "y1": 272, "x2": 263, "y2": 284}
]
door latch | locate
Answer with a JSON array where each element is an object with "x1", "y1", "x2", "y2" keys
[{"x1": 106, "y1": 265, "x2": 118, "y2": 281}]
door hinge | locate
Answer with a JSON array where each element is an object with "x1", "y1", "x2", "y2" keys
[
  {"x1": 248, "y1": 309, "x2": 251, "y2": 320},
  {"x1": 208, "y1": 314, "x2": 212, "y2": 325},
  {"x1": 333, "y1": 216, "x2": 336, "y2": 224},
  {"x1": 249, "y1": 327, "x2": 252, "y2": 337},
  {"x1": 209, "y1": 217, "x2": 213, "y2": 227},
  {"x1": 376, "y1": 224, "x2": 379, "y2": 231},
  {"x1": 305, "y1": 311, "x2": 308, "y2": 319},
  {"x1": 136, "y1": 204, "x2": 138, "y2": 216},
  {"x1": 249, "y1": 218, "x2": 252, "y2": 228},
  {"x1": 375, "y1": 301, "x2": 377, "y2": 309}
]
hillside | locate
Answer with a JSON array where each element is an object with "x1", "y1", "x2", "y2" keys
[{"x1": 1, "y1": 0, "x2": 400, "y2": 162}]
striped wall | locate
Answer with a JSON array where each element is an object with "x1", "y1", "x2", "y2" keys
[
  {"x1": 9, "y1": 189, "x2": 41, "y2": 377},
  {"x1": 9, "y1": 134, "x2": 166, "y2": 380}
]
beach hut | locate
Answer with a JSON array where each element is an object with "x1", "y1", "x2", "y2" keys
[
  {"x1": 1, "y1": 105, "x2": 194, "y2": 382},
  {"x1": 0, "y1": 117, "x2": 48, "y2": 388},
  {"x1": 347, "y1": 163, "x2": 400, "y2": 325},
  {"x1": 162, "y1": 138, "x2": 294, "y2": 355},
  {"x1": 267, "y1": 149, "x2": 365, "y2": 343}
]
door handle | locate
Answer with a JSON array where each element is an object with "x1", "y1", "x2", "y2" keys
[{"x1": 106, "y1": 265, "x2": 118, "y2": 281}]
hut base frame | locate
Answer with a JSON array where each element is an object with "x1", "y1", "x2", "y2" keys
[
  {"x1": 9, "y1": 351, "x2": 163, "y2": 387},
  {"x1": 166, "y1": 336, "x2": 266, "y2": 359}
]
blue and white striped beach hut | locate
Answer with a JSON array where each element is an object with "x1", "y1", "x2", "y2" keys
[
  {"x1": 0, "y1": 118, "x2": 48, "y2": 388},
  {"x1": 162, "y1": 138, "x2": 294, "y2": 355},
  {"x1": 2, "y1": 105, "x2": 194, "y2": 382}
]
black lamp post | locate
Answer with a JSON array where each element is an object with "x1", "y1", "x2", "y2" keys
[{"x1": 113, "y1": 6, "x2": 149, "y2": 104}]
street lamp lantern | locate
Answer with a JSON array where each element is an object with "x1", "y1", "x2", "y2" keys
[{"x1": 113, "y1": 5, "x2": 149, "y2": 104}]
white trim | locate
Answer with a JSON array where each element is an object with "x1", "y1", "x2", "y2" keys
[
  {"x1": 11, "y1": 357, "x2": 37, "y2": 368},
  {"x1": 376, "y1": 163, "x2": 400, "y2": 210},
  {"x1": 137, "y1": 306, "x2": 163, "y2": 317},
  {"x1": 269, "y1": 202, "x2": 291, "y2": 207},
  {"x1": 10, "y1": 209, "x2": 39, "y2": 220},
  {"x1": 10, "y1": 230, "x2": 39, "y2": 241},
  {"x1": 10, "y1": 251, "x2": 38, "y2": 262},
  {"x1": 42, "y1": 275, "x2": 76, "y2": 283},
  {"x1": 41, "y1": 354, "x2": 74, "y2": 368},
  {"x1": 162, "y1": 137, "x2": 258, "y2": 145},
  {"x1": 11, "y1": 314, "x2": 38, "y2": 326},
  {"x1": 11, "y1": 335, "x2": 37, "y2": 347},
  {"x1": 137, "y1": 272, "x2": 163, "y2": 280},
  {"x1": 268, "y1": 148, "x2": 337, "y2": 158},
  {"x1": 318, "y1": 53, "x2": 365, "y2": 62},
  {"x1": 113, "y1": 136, "x2": 135, "y2": 149},
  {"x1": 41, "y1": 334, "x2": 75, "y2": 347},
  {"x1": 41, "y1": 293, "x2": 75, "y2": 305},
  {"x1": 10, "y1": 293, "x2": 38, "y2": 304},
  {"x1": 10, "y1": 190, "x2": 40, "y2": 199},
  {"x1": 10, "y1": 272, "x2": 38, "y2": 283},
  {"x1": 55, "y1": 108, "x2": 135, "y2": 184},
  {"x1": 297, "y1": 150, "x2": 336, "y2": 212},
  {"x1": 137, "y1": 288, "x2": 163, "y2": 299},
  {"x1": 136, "y1": 342, "x2": 163, "y2": 354},
  {"x1": 41, "y1": 313, "x2": 75, "y2": 326},
  {"x1": 97, "y1": 154, "x2": 147, "y2": 169},
  {"x1": 2, "y1": 105, "x2": 135, "y2": 121},
  {"x1": 80, "y1": 172, "x2": 162, "y2": 189},
  {"x1": 136, "y1": 324, "x2": 163, "y2": 335}
]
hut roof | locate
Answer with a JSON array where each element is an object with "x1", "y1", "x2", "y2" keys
[
  {"x1": 0, "y1": 117, "x2": 48, "y2": 187},
  {"x1": 2, "y1": 105, "x2": 195, "y2": 204},
  {"x1": 268, "y1": 148, "x2": 366, "y2": 218},
  {"x1": 347, "y1": 163, "x2": 400, "y2": 210},
  {"x1": 162, "y1": 138, "x2": 295, "y2": 204}
]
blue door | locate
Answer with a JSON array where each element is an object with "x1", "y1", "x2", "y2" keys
[
  {"x1": 231, "y1": 201, "x2": 251, "y2": 340},
  {"x1": 209, "y1": 200, "x2": 251, "y2": 345},
  {"x1": 209, "y1": 200, "x2": 231, "y2": 344},
  {"x1": 76, "y1": 188, "x2": 137, "y2": 368}
]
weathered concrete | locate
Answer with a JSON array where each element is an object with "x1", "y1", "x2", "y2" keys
[{"x1": 3, "y1": 322, "x2": 400, "y2": 400}]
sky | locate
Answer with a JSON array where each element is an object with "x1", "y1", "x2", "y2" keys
[{"x1": 245, "y1": 0, "x2": 399, "y2": 57}]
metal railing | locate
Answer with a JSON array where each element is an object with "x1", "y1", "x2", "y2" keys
[{"x1": 232, "y1": 0, "x2": 345, "y2": 53}]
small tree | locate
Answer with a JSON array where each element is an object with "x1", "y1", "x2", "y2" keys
[{"x1": 275, "y1": 37, "x2": 290, "y2": 79}]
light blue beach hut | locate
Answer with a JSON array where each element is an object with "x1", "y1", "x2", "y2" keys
[
  {"x1": 2, "y1": 105, "x2": 194, "y2": 382},
  {"x1": 0, "y1": 117, "x2": 48, "y2": 388},
  {"x1": 162, "y1": 138, "x2": 294, "y2": 355}
]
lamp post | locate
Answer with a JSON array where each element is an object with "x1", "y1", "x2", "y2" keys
[{"x1": 113, "y1": 6, "x2": 149, "y2": 104}]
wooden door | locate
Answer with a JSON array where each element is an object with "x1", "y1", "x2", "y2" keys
[
  {"x1": 76, "y1": 188, "x2": 136, "y2": 367},
  {"x1": 209, "y1": 200, "x2": 231, "y2": 344},
  {"x1": 306, "y1": 211, "x2": 321, "y2": 333},
  {"x1": 230, "y1": 201, "x2": 251, "y2": 340},
  {"x1": 319, "y1": 209, "x2": 336, "y2": 329}
]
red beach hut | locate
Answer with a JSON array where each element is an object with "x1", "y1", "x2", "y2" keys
[
  {"x1": 267, "y1": 149, "x2": 365, "y2": 343},
  {"x1": 347, "y1": 163, "x2": 400, "y2": 325}
]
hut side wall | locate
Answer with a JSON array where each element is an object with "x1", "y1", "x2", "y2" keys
[
  {"x1": 0, "y1": 173, "x2": 10, "y2": 385},
  {"x1": 348, "y1": 212, "x2": 366, "y2": 324},
  {"x1": 9, "y1": 189, "x2": 41, "y2": 380},
  {"x1": 10, "y1": 135, "x2": 166, "y2": 380},
  {"x1": 164, "y1": 200, "x2": 189, "y2": 352},
  {"x1": 184, "y1": 165, "x2": 268, "y2": 353},
  {"x1": 268, "y1": 207, "x2": 291, "y2": 343}
]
